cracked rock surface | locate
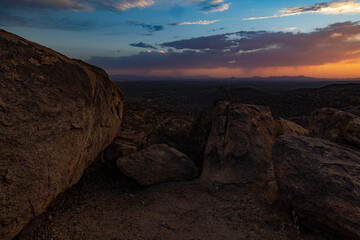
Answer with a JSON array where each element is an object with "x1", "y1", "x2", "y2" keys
[
  {"x1": 0, "y1": 29, "x2": 123, "y2": 239},
  {"x1": 273, "y1": 135, "x2": 360, "y2": 239},
  {"x1": 201, "y1": 102, "x2": 277, "y2": 184}
]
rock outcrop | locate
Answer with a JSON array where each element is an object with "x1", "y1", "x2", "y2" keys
[
  {"x1": 201, "y1": 102, "x2": 277, "y2": 184},
  {"x1": 309, "y1": 108, "x2": 360, "y2": 148},
  {"x1": 117, "y1": 144, "x2": 198, "y2": 186},
  {"x1": 273, "y1": 135, "x2": 360, "y2": 239},
  {"x1": 0, "y1": 30, "x2": 123, "y2": 239},
  {"x1": 275, "y1": 118, "x2": 308, "y2": 136}
]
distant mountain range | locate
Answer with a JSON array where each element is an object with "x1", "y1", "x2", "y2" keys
[{"x1": 111, "y1": 74, "x2": 360, "y2": 83}]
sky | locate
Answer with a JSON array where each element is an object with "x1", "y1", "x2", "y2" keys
[{"x1": 1, "y1": 0, "x2": 360, "y2": 78}]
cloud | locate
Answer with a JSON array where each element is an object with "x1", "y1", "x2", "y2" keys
[
  {"x1": 102, "y1": 0, "x2": 155, "y2": 11},
  {"x1": 127, "y1": 20, "x2": 164, "y2": 32},
  {"x1": 281, "y1": 0, "x2": 360, "y2": 15},
  {"x1": 208, "y1": 27, "x2": 226, "y2": 32},
  {"x1": 130, "y1": 42, "x2": 157, "y2": 49},
  {"x1": 169, "y1": 20, "x2": 219, "y2": 26},
  {"x1": 283, "y1": 27, "x2": 297, "y2": 31},
  {"x1": 199, "y1": 0, "x2": 230, "y2": 13},
  {"x1": 161, "y1": 34, "x2": 232, "y2": 49},
  {"x1": 0, "y1": 0, "x2": 157, "y2": 12},
  {"x1": 0, "y1": 0, "x2": 230, "y2": 12},
  {"x1": 0, "y1": 0, "x2": 92, "y2": 11},
  {"x1": 88, "y1": 21, "x2": 360, "y2": 71},
  {"x1": 244, "y1": 0, "x2": 360, "y2": 20}
]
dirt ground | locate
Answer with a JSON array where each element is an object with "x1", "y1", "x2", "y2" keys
[
  {"x1": 15, "y1": 102, "x2": 335, "y2": 240},
  {"x1": 16, "y1": 164, "x2": 327, "y2": 240}
]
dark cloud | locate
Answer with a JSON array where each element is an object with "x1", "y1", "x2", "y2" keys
[
  {"x1": 127, "y1": 20, "x2": 164, "y2": 33},
  {"x1": 130, "y1": 42, "x2": 157, "y2": 49},
  {"x1": 208, "y1": 27, "x2": 226, "y2": 33},
  {"x1": 199, "y1": 0, "x2": 229, "y2": 13},
  {"x1": 289, "y1": 1, "x2": 337, "y2": 12},
  {"x1": 88, "y1": 21, "x2": 360, "y2": 71},
  {"x1": 161, "y1": 34, "x2": 232, "y2": 50}
]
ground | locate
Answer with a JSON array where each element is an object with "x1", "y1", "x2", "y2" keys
[
  {"x1": 17, "y1": 82, "x2": 360, "y2": 240},
  {"x1": 17, "y1": 165, "x2": 324, "y2": 240}
]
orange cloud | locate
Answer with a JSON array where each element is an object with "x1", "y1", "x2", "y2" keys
[{"x1": 244, "y1": 0, "x2": 360, "y2": 20}]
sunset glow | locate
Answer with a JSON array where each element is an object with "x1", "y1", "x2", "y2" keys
[{"x1": 2, "y1": 0, "x2": 360, "y2": 78}]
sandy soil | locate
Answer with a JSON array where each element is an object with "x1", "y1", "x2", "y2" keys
[{"x1": 16, "y1": 164, "x2": 326, "y2": 240}]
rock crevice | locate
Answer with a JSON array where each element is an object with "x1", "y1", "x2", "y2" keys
[{"x1": 201, "y1": 102, "x2": 277, "y2": 184}]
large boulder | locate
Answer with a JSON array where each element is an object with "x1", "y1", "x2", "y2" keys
[
  {"x1": 309, "y1": 108, "x2": 360, "y2": 148},
  {"x1": 273, "y1": 135, "x2": 360, "y2": 239},
  {"x1": 201, "y1": 102, "x2": 277, "y2": 184},
  {"x1": 0, "y1": 30, "x2": 123, "y2": 239},
  {"x1": 117, "y1": 144, "x2": 198, "y2": 186}
]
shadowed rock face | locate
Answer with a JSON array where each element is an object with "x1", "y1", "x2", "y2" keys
[
  {"x1": 117, "y1": 144, "x2": 198, "y2": 186},
  {"x1": 309, "y1": 108, "x2": 360, "y2": 148},
  {"x1": 273, "y1": 135, "x2": 360, "y2": 239},
  {"x1": 0, "y1": 30, "x2": 123, "y2": 239},
  {"x1": 276, "y1": 118, "x2": 308, "y2": 137},
  {"x1": 201, "y1": 102, "x2": 277, "y2": 184},
  {"x1": 104, "y1": 140, "x2": 137, "y2": 169},
  {"x1": 345, "y1": 106, "x2": 360, "y2": 117}
]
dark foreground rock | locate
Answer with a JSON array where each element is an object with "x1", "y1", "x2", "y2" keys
[
  {"x1": 309, "y1": 108, "x2": 360, "y2": 148},
  {"x1": 0, "y1": 30, "x2": 123, "y2": 239},
  {"x1": 201, "y1": 102, "x2": 277, "y2": 184},
  {"x1": 117, "y1": 144, "x2": 198, "y2": 186},
  {"x1": 273, "y1": 135, "x2": 360, "y2": 239}
]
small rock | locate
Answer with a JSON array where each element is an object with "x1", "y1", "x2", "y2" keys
[{"x1": 117, "y1": 144, "x2": 198, "y2": 186}]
